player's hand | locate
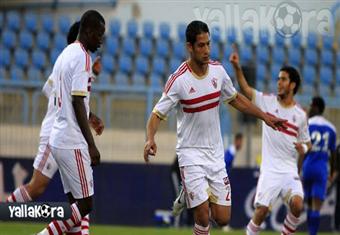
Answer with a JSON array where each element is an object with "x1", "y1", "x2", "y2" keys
[
  {"x1": 92, "y1": 56, "x2": 102, "y2": 76},
  {"x1": 229, "y1": 44, "x2": 240, "y2": 68},
  {"x1": 293, "y1": 142, "x2": 305, "y2": 155},
  {"x1": 263, "y1": 114, "x2": 287, "y2": 131},
  {"x1": 89, "y1": 145, "x2": 100, "y2": 166},
  {"x1": 144, "y1": 139, "x2": 157, "y2": 163},
  {"x1": 89, "y1": 113, "x2": 104, "y2": 136}
]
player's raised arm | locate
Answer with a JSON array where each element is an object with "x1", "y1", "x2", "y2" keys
[
  {"x1": 144, "y1": 112, "x2": 162, "y2": 163},
  {"x1": 229, "y1": 44, "x2": 254, "y2": 100}
]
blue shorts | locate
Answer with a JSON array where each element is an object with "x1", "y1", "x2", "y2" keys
[{"x1": 302, "y1": 164, "x2": 327, "y2": 201}]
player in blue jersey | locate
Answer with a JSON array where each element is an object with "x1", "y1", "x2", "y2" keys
[
  {"x1": 302, "y1": 96, "x2": 337, "y2": 235},
  {"x1": 224, "y1": 132, "x2": 243, "y2": 174}
]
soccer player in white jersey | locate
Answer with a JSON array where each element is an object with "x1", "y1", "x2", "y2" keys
[
  {"x1": 143, "y1": 21, "x2": 287, "y2": 235},
  {"x1": 7, "y1": 21, "x2": 103, "y2": 235},
  {"x1": 37, "y1": 10, "x2": 105, "y2": 235},
  {"x1": 229, "y1": 47, "x2": 312, "y2": 235}
]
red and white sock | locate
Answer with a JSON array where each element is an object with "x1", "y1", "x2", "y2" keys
[
  {"x1": 193, "y1": 223, "x2": 210, "y2": 235},
  {"x1": 81, "y1": 214, "x2": 90, "y2": 235},
  {"x1": 281, "y1": 212, "x2": 300, "y2": 235},
  {"x1": 65, "y1": 224, "x2": 81, "y2": 235},
  {"x1": 38, "y1": 203, "x2": 82, "y2": 235},
  {"x1": 6, "y1": 186, "x2": 32, "y2": 202},
  {"x1": 246, "y1": 220, "x2": 261, "y2": 235}
]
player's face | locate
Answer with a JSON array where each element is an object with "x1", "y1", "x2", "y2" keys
[
  {"x1": 88, "y1": 22, "x2": 105, "y2": 53},
  {"x1": 188, "y1": 32, "x2": 210, "y2": 65},
  {"x1": 277, "y1": 71, "x2": 295, "y2": 97}
]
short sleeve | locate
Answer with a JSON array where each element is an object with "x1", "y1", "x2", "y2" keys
[
  {"x1": 71, "y1": 53, "x2": 91, "y2": 97},
  {"x1": 42, "y1": 76, "x2": 54, "y2": 98},
  {"x1": 252, "y1": 89, "x2": 266, "y2": 110},
  {"x1": 220, "y1": 67, "x2": 237, "y2": 103},
  {"x1": 329, "y1": 129, "x2": 337, "y2": 152},
  {"x1": 298, "y1": 115, "x2": 311, "y2": 143},
  {"x1": 153, "y1": 76, "x2": 180, "y2": 120}
]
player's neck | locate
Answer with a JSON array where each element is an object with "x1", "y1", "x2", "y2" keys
[
  {"x1": 77, "y1": 35, "x2": 89, "y2": 52},
  {"x1": 277, "y1": 94, "x2": 295, "y2": 108},
  {"x1": 187, "y1": 59, "x2": 208, "y2": 78}
]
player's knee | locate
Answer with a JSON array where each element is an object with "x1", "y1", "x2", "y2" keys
[
  {"x1": 290, "y1": 196, "x2": 304, "y2": 216},
  {"x1": 214, "y1": 214, "x2": 230, "y2": 227},
  {"x1": 254, "y1": 206, "x2": 269, "y2": 220}
]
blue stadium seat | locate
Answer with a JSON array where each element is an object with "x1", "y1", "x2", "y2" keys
[
  {"x1": 304, "y1": 49, "x2": 318, "y2": 66},
  {"x1": 10, "y1": 66, "x2": 24, "y2": 80},
  {"x1": 135, "y1": 56, "x2": 149, "y2": 76},
  {"x1": 0, "y1": 12, "x2": 4, "y2": 30},
  {"x1": 156, "y1": 39, "x2": 169, "y2": 58},
  {"x1": 59, "y1": 16, "x2": 71, "y2": 35},
  {"x1": 19, "y1": 30, "x2": 33, "y2": 50},
  {"x1": 336, "y1": 51, "x2": 340, "y2": 67},
  {"x1": 320, "y1": 50, "x2": 333, "y2": 67},
  {"x1": 105, "y1": 36, "x2": 119, "y2": 56},
  {"x1": 274, "y1": 33, "x2": 285, "y2": 47},
  {"x1": 211, "y1": 26, "x2": 221, "y2": 43},
  {"x1": 7, "y1": 11, "x2": 20, "y2": 32},
  {"x1": 319, "y1": 67, "x2": 333, "y2": 95},
  {"x1": 177, "y1": 23, "x2": 186, "y2": 40},
  {"x1": 256, "y1": 62, "x2": 267, "y2": 90},
  {"x1": 159, "y1": 22, "x2": 170, "y2": 40},
  {"x1": 50, "y1": 48, "x2": 61, "y2": 64},
  {"x1": 336, "y1": 68, "x2": 340, "y2": 85},
  {"x1": 54, "y1": 33, "x2": 67, "y2": 51},
  {"x1": 110, "y1": 19, "x2": 121, "y2": 37},
  {"x1": 122, "y1": 38, "x2": 136, "y2": 57},
  {"x1": 114, "y1": 71, "x2": 129, "y2": 86},
  {"x1": 302, "y1": 65, "x2": 316, "y2": 94},
  {"x1": 139, "y1": 38, "x2": 153, "y2": 57},
  {"x1": 27, "y1": 67, "x2": 42, "y2": 81},
  {"x1": 272, "y1": 47, "x2": 285, "y2": 64},
  {"x1": 152, "y1": 57, "x2": 166, "y2": 76},
  {"x1": 256, "y1": 45, "x2": 270, "y2": 64},
  {"x1": 119, "y1": 56, "x2": 132, "y2": 75},
  {"x1": 210, "y1": 44, "x2": 220, "y2": 61},
  {"x1": 269, "y1": 63, "x2": 281, "y2": 92},
  {"x1": 0, "y1": 67, "x2": 7, "y2": 80},
  {"x1": 36, "y1": 32, "x2": 50, "y2": 51},
  {"x1": 42, "y1": 14, "x2": 54, "y2": 34},
  {"x1": 173, "y1": 41, "x2": 186, "y2": 60},
  {"x1": 143, "y1": 21, "x2": 154, "y2": 39},
  {"x1": 290, "y1": 33, "x2": 302, "y2": 48},
  {"x1": 222, "y1": 60, "x2": 234, "y2": 79},
  {"x1": 44, "y1": 66, "x2": 52, "y2": 79},
  {"x1": 0, "y1": 48, "x2": 11, "y2": 68},
  {"x1": 243, "y1": 28, "x2": 254, "y2": 46},
  {"x1": 102, "y1": 54, "x2": 115, "y2": 74},
  {"x1": 14, "y1": 49, "x2": 29, "y2": 69},
  {"x1": 322, "y1": 36, "x2": 333, "y2": 50},
  {"x1": 150, "y1": 72, "x2": 163, "y2": 89},
  {"x1": 307, "y1": 32, "x2": 318, "y2": 48},
  {"x1": 127, "y1": 19, "x2": 138, "y2": 38},
  {"x1": 2, "y1": 30, "x2": 16, "y2": 49},
  {"x1": 132, "y1": 73, "x2": 146, "y2": 87},
  {"x1": 287, "y1": 47, "x2": 301, "y2": 67},
  {"x1": 169, "y1": 58, "x2": 181, "y2": 74},
  {"x1": 98, "y1": 72, "x2": 112, "y2": 84},
  {"x1": 240, "y1": 46, "x2": 252, "y2": 64},
  {"x1": 32, "y1": 50, "x2": 47, "y2": 70},
  {"x1": 24, "y1": 13, "x2": 37, "y2": 33},
  {"x1": 259, "y1": 29, "x2": 270, "y2": 46},
  {"x1": 227, "y1": 27, "x2": 237, "y2": 44}
]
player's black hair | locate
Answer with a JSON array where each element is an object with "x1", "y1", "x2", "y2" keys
[
  {"x1": 186, "y1": 20, "x2": 209, "y2": 45},
  {"x1": 79, "y1": 10, "x2": 105, "y2": 34},
  {"x1": 280, "y1": 66, "x2": 301, "y2": 94},
  {"x1": 235, "y1": 133, "x2": 243, "y2": 139},
  {"x1": 311, "y1": 96, "x2": 325, "y2": 114},
  {"x1": 67, "y1": 21, "x2": 80, "y2": 44}
]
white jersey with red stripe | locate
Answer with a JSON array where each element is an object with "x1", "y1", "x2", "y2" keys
[
  {"x1": 253, "y1": 89, "x2": 310, "y2": 174},
  {"x1": 153, "y1": 61, "x2": 237, "y2": 167},
  {"x1": 49, "y1": 42, "x2": 93, "y2": 149}
]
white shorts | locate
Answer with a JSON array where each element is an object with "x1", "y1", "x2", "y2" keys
[
  {"x1": 51, "y1": 147, "x2": 94, "y2": 199},
  {"x1": 254, "y1": 172, "x2": 304, "y2": 208},
  {"x1": 180, "y1": 164, "x2": 231, "y2": 209},
  {"x1": 33, "y1": 136, "x2": 58, "y2": 179}
]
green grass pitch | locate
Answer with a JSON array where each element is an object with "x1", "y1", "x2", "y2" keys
[{"x1": 0, "y1": 222, "x2": 336, "y2": 235}]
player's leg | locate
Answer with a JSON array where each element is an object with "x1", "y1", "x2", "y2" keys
[
  {"x1": 180, "y1": 165, "x2": 211, "y2": 235},
  {"x1": 6, "y1": 140, "x2": 58, "y2": 202},
  {"x1": 38, "y1": 148, "x2": 94, "y2": 235},
  {"x1": 246, "y1": 173, "x2": 281, "y2": 235},
  {"x1": 281, "y1": 174, "x2": 304, "y2": 235}
]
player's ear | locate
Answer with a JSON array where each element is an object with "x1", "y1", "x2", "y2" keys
[
  {"x1": 186, "y1": 42, "x2": 193, "y2": 53},
  {"x1": 290, "y1": 81, "x2": 296, "y2": 92}
]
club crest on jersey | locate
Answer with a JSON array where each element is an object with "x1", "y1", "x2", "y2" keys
[
  {"x1": 189, "y1": 192, "x2": 195, "y2": 200},
  {"x1": 189, "y1": 87, "x2": 196, "y2": 94},
  {"x1": 211, "y1": 78, "x2": 217, "y2": 89},
  {"x1": 223, "y1": 177, "x2": 230, "y2": 185}
]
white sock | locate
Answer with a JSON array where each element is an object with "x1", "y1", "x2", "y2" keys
[
  {"x1": 81, "y1": 214, "x2": 90, "y2": 235},
  {"x1": 193, "y1": 223, "x2": 210, "y2": 235},
  {"x1": 281, "y1": 212, "x2": 300, "y2": 235},
  {"x1": 6, "y1": 185, "x2": 32, "y2": 202},
  {"x1": 246, "y1": 220, "x2": 261, "y2": 235}
]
